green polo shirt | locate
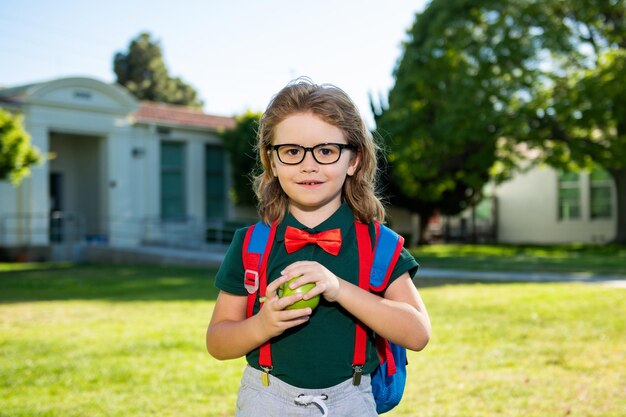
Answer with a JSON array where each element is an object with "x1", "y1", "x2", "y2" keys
[{"x1": 215, "y1": 203, "x2": 419, "y2": 388}]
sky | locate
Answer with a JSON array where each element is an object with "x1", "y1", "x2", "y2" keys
[{"x1": 0, "y1": 0, "x2": 428, "y2": 127}]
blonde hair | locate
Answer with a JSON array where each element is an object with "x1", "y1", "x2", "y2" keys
[{"x1": 254, "y1": 78, "x2": 385, "y2": 224}]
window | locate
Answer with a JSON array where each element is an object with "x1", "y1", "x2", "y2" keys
[
  {"x1": 205, "y1": 145, "x2": 225, "y2": 219},
  {"x1": 590, "y1": 168, "x2": 612, "y2": 219},
  {"x1": 558, "y1": 171, "x2": 581, "y2": 220},
  {"x1": 161, "y1": 142, "x2": 185, "y2": 220}
]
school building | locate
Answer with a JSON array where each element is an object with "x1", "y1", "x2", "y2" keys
[
  {"x1": 392, "y1": 166, "x2": 617, "y2": 246},
  {"x1": 0, "y1": 76, "x2": 241, "y2": 261},
  {"x1": 0, "y1": 76, "x2": 618, "y2": 261}
]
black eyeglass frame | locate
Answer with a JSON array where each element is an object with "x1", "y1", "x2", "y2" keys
[{"x1": 270, "y1": 143, "x2": 355, "y2": 165}]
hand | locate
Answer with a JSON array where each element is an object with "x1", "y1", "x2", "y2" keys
[
  {"x1": 256, "y1": 275, "x2": 312, "y2": 339},
  {"x1": 279, "y1": 261, "x2": 342, "y2": 303}
]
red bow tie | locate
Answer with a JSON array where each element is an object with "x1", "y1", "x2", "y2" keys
[{"x1": 284, "y1": 226, "x2": 342, "y2": 256}]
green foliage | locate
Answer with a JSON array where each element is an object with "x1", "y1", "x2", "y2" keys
[
  {"x1": 221, "y1": 111, "x2": 262, "y2": 206},
  {"x1": 517, "y1": 3, "x2": 625, "y2": 168},
  {"x1": 114, "y1": 32, "x2": 203, "y2": 108},
  {"x1": 518, "y1": 1, "x2": 626, "y2": 242},
  {"x1": 378, "y1": 0, "x2": 626, "y2": 243},
  {"x1": 0, "y1": 108, "x2": 41, "y2": 184},
  {"x1": 375, "y1": 0, "x2": 551, "y2": 240}
]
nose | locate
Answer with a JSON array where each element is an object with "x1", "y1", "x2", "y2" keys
[{"x1": 300, "y1": 149, "x2": 319, "y2": 171}]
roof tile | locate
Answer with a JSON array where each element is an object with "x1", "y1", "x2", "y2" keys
[{"x1": 135, "y1": 101, "x2": 236, "y2": 131}]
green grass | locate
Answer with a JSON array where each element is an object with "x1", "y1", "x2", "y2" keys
[
  {"x1": 1, "y1": 263, "x2": 625, "y2": 416},
  {"x1": 412, "y1": 244, "x2": 626, "y2": 275}
]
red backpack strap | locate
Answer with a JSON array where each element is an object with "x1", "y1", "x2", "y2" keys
[
  {"x1": 242, "y1": 227, "x2": 260, "y2": 318},
  {"x1": 352, "y1": 221, "x2": 374, "y2": 384},
  {"x1": 353, "y1": 220, "x2": 404, "y2": 384},
  {"x1": 241, "y1": 221, "x2": 278, "y2": 374},
  {"x1": 377, "y1": 337, "x2": 397, "y2": 375}
]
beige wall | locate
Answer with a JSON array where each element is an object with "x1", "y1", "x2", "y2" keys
[{"x1": 495, "y1": 166, "x2": 616, "y2": 244}]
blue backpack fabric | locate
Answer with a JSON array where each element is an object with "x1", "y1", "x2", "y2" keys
[
  {"x1": 371, "y1": 338, "x2": 407, "y2": 413},
  {"x1": 243, "y1": 220, "x2": 408, "y2": 414},
  {"x1": 361, "y1": 222, "x2": 407, "y2": 414}
]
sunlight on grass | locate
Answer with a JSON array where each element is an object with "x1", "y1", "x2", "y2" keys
[
  {"x1": 411, "y1": 244, "x2": 626, "y2": 275},
  {"x1": 414, "y1": 243, "x2": 626, "y2": 258},
  {"x1": 0, "y1": 262, "x2": 74, "y2": 272},
  {"x1": 0, "y1": 265, "x2": 624, "y2": 416},
  {"x1": 1, "y1": 300, "x2": 241, "y2": 417}
]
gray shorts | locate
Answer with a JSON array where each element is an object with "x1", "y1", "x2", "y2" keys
[{"x1": 236, "y1": 366, "x2": 378, "y2": 417}]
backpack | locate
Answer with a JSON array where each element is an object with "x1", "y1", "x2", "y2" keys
[{"x1": 242, "y1": 220, "x2": 407, "y2": 414}]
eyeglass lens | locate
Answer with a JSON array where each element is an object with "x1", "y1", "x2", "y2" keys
[{"x1": 275, "y1": 144, "x2": 347, "y2": 165}]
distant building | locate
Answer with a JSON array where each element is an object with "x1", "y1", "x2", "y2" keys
[
  {"x1": 390, "y1": 166, "x2": 617, "y2": 245},
  {"x1": 0, "y1": 76, "x2": 238, "y2": 258},
  {"x1": 493, "y1": 166, "x2": 616, "y2": 244}
]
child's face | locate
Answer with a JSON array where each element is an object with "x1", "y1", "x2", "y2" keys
[{"x1": 271, "y1": 112, "x2": 360, "y2": 221}]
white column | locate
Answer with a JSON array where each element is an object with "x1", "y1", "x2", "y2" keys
[
  {"x1": 106, "y1": 127, "x2": 140, "y2": 247},
  {"x1": 580, "y1": 171, "x2": 590, "y2": 221},
  {"x1": 24, "y1": 122, "x2": 50, "y2": 245},
  {"x1": 187, "y1": 141, "x2": 204, "y2": 221}
]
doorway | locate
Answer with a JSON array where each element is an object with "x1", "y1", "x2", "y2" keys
[{"x1": 48, "y1": 132, "x2": 105, "y2": 242}]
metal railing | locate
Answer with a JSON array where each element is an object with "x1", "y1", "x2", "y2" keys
[
  {"x1": 0, "y1": 212, "x2": 237, "y2": 248},
  {"x1": 0, "y1": 212, "x2": 85, "y2": 246}
]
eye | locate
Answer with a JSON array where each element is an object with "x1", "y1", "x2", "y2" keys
[
  {"x1": 316, "y1": 145, "x2": 339, "y2": 156},
  {"x1": 284, "y1": 147, "x2": 302, "y2": 156}
]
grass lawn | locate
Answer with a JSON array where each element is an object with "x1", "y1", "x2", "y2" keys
[
  {"x1": 1, "y1": 263, "x2": 624, "y2": 416},
  {"x1": 412, "y1": 244, "x2": 626, "y2": 275}
]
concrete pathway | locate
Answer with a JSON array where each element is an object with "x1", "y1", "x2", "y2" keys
[
  {"x1": 417, "y1": 268, "x2": 626, "y2": 287},
  {"x1": 86, "y1": 244, "x2": 626, "y2": 287}
]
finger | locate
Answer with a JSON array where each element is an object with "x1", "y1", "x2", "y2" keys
[
  {"x1": 282, "y1": 316, "x2": 310, "y2": 329},
  {"x1": 279, "y1": 305, "x2": 313, "y2": 320},
  {"x1": 281, "y1": 274, "x2": 305, "y2": 290},
  {"x1": 265, "y1": 275, "x2": 290, "y2": 300},
  {"x1": 281, "y1": 270, "x2": 318, "y2": 288},
  {"x1": 302, "y1": 286, "x2": 322, "y2": 300},
  {"x1": 281, "y1": 261, "x2": 313, "y2": 277},
  {"x1": 275, "y1": 292, "x2": 305, "y2": 310}
]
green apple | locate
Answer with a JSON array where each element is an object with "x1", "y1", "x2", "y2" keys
[{"x1": 278, "y1": 276, "x2": 320, "y2": 310}]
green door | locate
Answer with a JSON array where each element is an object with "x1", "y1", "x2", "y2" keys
[{"x1": 205, "y1": 145, "x2": 225, "y2": 219}]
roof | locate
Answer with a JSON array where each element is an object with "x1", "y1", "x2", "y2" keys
[
  {"x1": 135, "y1": 101, "x2": 236, "y2": 131},
  {"x1": 0, "y1": 82, "x2": 43, "y2": 99},
  {"x1": 0, "y1": 78, "x2": 236, "y2": 131}
]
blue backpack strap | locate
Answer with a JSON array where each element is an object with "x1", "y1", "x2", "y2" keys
[
  {"x1": 357, "y1": 221, "x2": 408, "y2": 414},
  {"x1": 246, "y1": 222, "x2": 272, "y2": 259},
  {"x1": 242, "y1": 220, "x2": 279, "y2": 376},
  {"x1": 370, "y1": 222, "x2": 405, "y2": 292},
  {"x1": 242, "y1": 221, "x2": 273, "y2": 318}
]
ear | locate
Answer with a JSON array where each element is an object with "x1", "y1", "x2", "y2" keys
[{"x1": 347, "y1": 151, "x2": 361, "y2": 176}]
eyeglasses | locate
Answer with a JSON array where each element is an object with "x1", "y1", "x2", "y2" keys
[{"x1": 271, "y1": 143, "x2": 355, "y2": 165}]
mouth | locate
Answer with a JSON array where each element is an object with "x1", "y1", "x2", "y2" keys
[{"x1": 298, "y1": 180, "x2": 324, "y2": 186}]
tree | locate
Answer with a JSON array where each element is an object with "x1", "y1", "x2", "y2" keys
[
  {"x1": 521, "y1": 1, "x2": 626, "y2": 243},
  {"x1": 221, "y1": 111, "x2": 262, "y2": 206},
  {"x1": 377, "y1": 0, "x2": 626, "y2": 244},
  {"x1": 114, "y1": 32, "x2": 203, "y2": 108},
  {"x1": 374, "y1": 0, "x2": 547, "y2": 244},
  {"x1": 0, "y1": 109, "x2": 41, "y2": 184}
]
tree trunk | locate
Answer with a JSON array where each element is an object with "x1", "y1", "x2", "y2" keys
[
  {"x1": 470, "y1": 205, "x2": 477, "y2": 243},
  {"x1": 611, "y1": 168, "x2": 626, "y2": 244},
  {"x1": 408, "y1": 213, "x2": 420, "y2": 248},
  {"x1": 417, "y1": 209, "x2": 433, "y2": 246}
]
